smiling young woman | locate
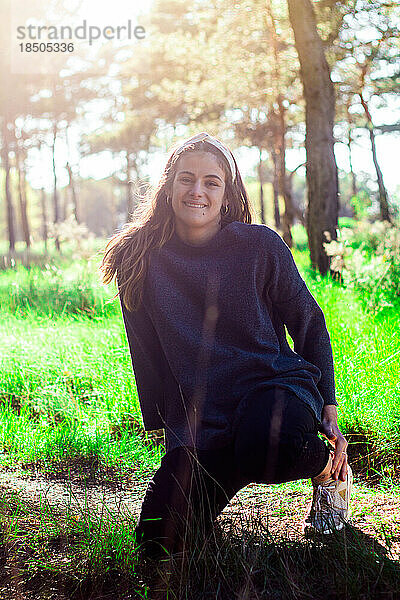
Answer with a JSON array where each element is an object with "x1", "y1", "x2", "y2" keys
[
  {"x1": 99, "y1": 131, "x2": 352, "y2": 560},
  {"x1": 170, "y1": 151, "x2": 227, "y2": 246}
]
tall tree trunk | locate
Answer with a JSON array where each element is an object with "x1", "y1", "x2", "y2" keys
[
  {"x1": 359, "y1": 93, "x2": 392, "y2": 223},
  {"x1": 348, "y1": 132, "x2": 357, "y2": 200},
  {"x1": 66, "y1": 162, "x2": 79, "y2": 223},
  {"x1": 65, "y1": 126, "x2": 79, "y2": 223},
  {"x1": 271, "y1": 149, "x2": 281, "y2": 229},
  {"x1": 277, "y1": 100, "x2": 295, "y2": 247},
  {"x1": 52, "y1": 121, "x2": 60, "y2": 251},
  {"x1": 2, "y1": 121, "x2": 16, "y2": 253},
  {"x1": 61, "y1": 187, "x2": 68, "y2": 222},
  {"x1": 111, "y1": 187, "x2": 118, "y2": 234},
  {"x1": 258, "y1": 148, "x2": 265, "y2": 224},
  {"x1": 126, "y1": 150, "x2": 133, "y2": 222},
  {"x1": 15, "y1": 143, "x2": 31, "y2": 249},
  {"x1": 40, "y1": 187, "x2": 48, "y2": 252},
  {"x1": 287, "y1": 0, "x2": 339, "y2": 274},
  {"x1": 288, "y1": 162, "x2": 307, "y2": 227},
  {"x1": 130, "y1": 155, "x2": 141, "y2": 214},
  {"x1": 346, "y1": 104, "x2": 357, "y2": 201},
  {"x1": 267, "y1": 0, "x2": 295, "y2": 246}
]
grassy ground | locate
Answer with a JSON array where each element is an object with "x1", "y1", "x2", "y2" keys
[
  {"x1": 294, "y1": 249, "x2": 400, "y2": 481},
  {"x1": 0, "y1": 473, "x2": 399, "y2": 599},
  {"x1": 0, "y1": 232, "x2": 399, "y2": 598},
  {"x1": 1, "y1": 240, "x2": 399, "y2": 480}
]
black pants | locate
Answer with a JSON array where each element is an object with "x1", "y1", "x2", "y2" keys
[{"x1": 135, "y1": 387, "x2": 331, "y2": 559}]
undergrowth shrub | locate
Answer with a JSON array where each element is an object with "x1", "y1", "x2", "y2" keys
[{"x1": 324, "y1": 220, "x2": 400, "y2": 314}]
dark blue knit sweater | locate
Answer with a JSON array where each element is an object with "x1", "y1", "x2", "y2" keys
[{"x1": 120, "y1": 221, "x2": 337, "y2": 452}]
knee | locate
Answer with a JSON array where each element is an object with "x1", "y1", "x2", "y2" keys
[{"x1": 234, "y1": 430, "x2": 308, "y2": 482}]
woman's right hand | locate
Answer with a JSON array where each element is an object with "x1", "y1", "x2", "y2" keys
[{"x1": 319, "y1": 405, "x2": 348, "y2": 481}]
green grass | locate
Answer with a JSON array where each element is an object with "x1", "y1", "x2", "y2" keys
[
  {"x1": 294, "y1": 249, "x2": 400, "y2": 477},
  {"x1": 0, "y1": 307, "x2": 163, "y2": 478},
  {"x1": 1, "y1": 238, "x2": 400, "y2": 598},
  {"x1": 0, "y1": 240, "x2": 399, "y2": 479},
  {"x1": 0, "y1": 237, "x2": 108, "y2": 266},
  {"x1": 0, "y1": 488, "x2": 145, "y2": 599},
  {"x1": 1, "y1": 485, "x2": 399, "y2": 600},
  {"x1": 0, "y1": 260, "x2": 117, "y2": 319}
]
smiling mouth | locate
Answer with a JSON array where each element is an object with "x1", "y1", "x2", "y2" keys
[{"x1": 184, "y1": 201, "x2": 207, "y2": 208}]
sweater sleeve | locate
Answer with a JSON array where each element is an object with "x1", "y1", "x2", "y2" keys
[
  {"x1": 264, "y1": 229, "x2": 338, "y2": 407},
  {"x1": 119, "y1": 296, "x2": 168, "y2": 431}
]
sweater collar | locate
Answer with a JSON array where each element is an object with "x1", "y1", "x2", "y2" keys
[{"x1": 167, "y1": 222, "x2": 234, "y2": 253}]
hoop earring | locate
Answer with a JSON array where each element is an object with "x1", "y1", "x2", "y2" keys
[
  {"x1": 221, "y1": 204, "x2": 229, "y2": 215},
  {"x1": 166, "y1": 196, "x2": 171, "y2": 206}
]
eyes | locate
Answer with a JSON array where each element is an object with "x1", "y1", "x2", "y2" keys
[{"x1": 179, "y1": 177, "x2": 220, "y2": 187}]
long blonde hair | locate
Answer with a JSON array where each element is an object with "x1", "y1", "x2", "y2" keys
[{"x1": 99, "y1": 139, "x2": 254, "y2": 312}]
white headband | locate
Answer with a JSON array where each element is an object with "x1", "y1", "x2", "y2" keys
[{"x1": 171, "y1": 131, "x2": 237, "y2": 183}]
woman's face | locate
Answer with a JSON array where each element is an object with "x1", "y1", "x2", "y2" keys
[{"x1": 170, "y1": 151, "x2": 226, "y2": 241}]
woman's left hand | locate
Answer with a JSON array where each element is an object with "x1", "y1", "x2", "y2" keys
[{"x1": 319, "y1": 405, "x2": 348, "y2": 481}]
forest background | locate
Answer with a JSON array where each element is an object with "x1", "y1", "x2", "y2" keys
[{"x1": 1, "y1": 1, "x2": 400, "y2": 599}]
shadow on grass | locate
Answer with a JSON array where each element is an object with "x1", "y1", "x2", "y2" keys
[
  {"x1": 0, "y1": 487, "x2": 399, "y2": 600},
  {"x1": 346, "y1": 431, "x2": 400, "y2": 484},
  {"x1": 136, "y1": 516, "x2": 400, "y2": 600}
]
